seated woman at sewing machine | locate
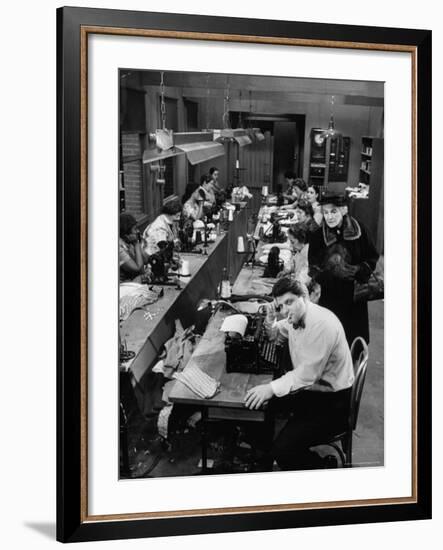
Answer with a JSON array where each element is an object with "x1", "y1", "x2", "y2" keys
[
  {"x1": 277, "y1": 223, "x2": 310, "y2": 285},
  {"x1": 275, "y1": 222, "x2": 320, "y2": 303},
  {"x1": 282, "y1": 171, "x2": 296, "y2": 203},
  {"x1": 282, "y1": 174, "x2": 307, "y2": 205},
  {"x1": 182, "y1": 183, "x2": 204, "y2": 222},
  {"x1": 306, "y1": 184, "x2": 323, "y2": 225},
  {"x1": 293, "y1": 199, "x2": 319, "y2": 232},
  {"x1": 142, "y1": 195, "x2": 182, "y2": 256},
  {"x1": 119, "y1": 212, "x2": 150, "y2": 283},
  {"x1": 208, "y1": 166, "x2": 226, "y2": 206},
  {"x1": 198, "y1": 175, "x2": 216, "y2": 207}
]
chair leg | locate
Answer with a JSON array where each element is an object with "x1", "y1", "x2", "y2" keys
[
  {"x1": 120, "y1": 403, "x2": 130, "y2": 477},
  {"x1": 327, "y1": 443, "x2": 346, "y2": 467},
  {"x1": 342, "y1": 434, "x2": 353, "y2": 467}
]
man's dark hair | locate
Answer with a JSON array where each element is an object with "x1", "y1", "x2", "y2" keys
[
  {"x1": 200, "y1": 174, "x2": 210, "y2": 186},
  {"x1": 209, "y1": 167, "x2": 218, "y2": 176},
  {"x1": 288, "y1": 222, "x2": 309, "y2": 244},
  {"x1": 119, "y1": 212, "x2": 137, "y2": 238},
  {"x1": 284, "y1": 170, "x2": 296, "y2": 180},
  {"x1": 272, "y1": 277, "x2": 307, "y2": 298}
]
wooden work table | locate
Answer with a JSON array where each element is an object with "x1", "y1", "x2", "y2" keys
[{"x1": 168, "y1": 308, "x2": 273, "y2": 410}]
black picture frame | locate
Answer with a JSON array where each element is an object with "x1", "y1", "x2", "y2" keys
[{"x1": 57, "y1": 6, "x2": 432, "y2": 543}]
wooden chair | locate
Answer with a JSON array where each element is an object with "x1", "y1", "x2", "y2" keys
[{"x1": 321, "y1": 336, "x2": 369, "y2": 467}]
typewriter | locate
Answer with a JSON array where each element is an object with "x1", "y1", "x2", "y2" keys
[{"x1": 224, "y1": 312, "x2": 285, "y2": 375}]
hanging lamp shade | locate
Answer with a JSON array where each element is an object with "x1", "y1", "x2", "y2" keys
[
  {"x1": 249, "y1": 127, "x2": 265, "y2": 142},
  {"x1": 155, "y1": 128, "x2": 174, "y2": 150},
  {"x1": 142, "y1": 148, "x2": 183, "y2": 164},
  {"x1": 143, "y1": 128, "x2": 180, "y2": 164},
  {"x1": 234, "y1": 134, "x2": 252, "y2": 147},
  {"x1": 213, "y1": 127, "x2": 252, "y2": 146},
  {"x1": 143, "y1": 131, "x2": 225, "y2": 165},
  {"x1": 174, "y1": 131, "x2": 225, "y2": 165},
  {"x1": 176, "y1": 141, "x2": 225, "y2": 165}
]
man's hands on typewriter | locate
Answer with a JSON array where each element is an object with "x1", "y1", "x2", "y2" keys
[{"x1": 244, "y1": 383, "x2": 274, "y2": 410}]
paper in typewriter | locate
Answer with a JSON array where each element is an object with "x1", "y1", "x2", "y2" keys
[{"x1": 219, "y1": 314, "x2": 248, "y2": 336}]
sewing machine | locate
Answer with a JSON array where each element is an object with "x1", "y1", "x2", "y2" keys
[
  {"x1": 261, "y1": 213, "x2": 287, "y2": 244},
  {"x1": 147, "y1": 241, "x2": 181, "y2": 285}
]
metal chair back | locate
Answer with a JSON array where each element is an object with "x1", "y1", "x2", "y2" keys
[{"x1": 349, "y1": 336, "x2": 369, "y2": 431}]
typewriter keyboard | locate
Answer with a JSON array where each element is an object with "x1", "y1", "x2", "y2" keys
[{"x1": 260, "y1": 340, "x2": 279, "y2": 366}]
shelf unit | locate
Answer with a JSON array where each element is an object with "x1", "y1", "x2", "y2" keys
[
  {"x1": 350, "y1": 136, "x2": 384, "y2": 253},
  {"x1": 308, "y1": 128, "x2": 350, "y2": 187}
]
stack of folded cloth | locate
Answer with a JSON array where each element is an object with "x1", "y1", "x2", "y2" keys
[{"x1": 174, "y1": 366, "x2": 220, "y2": 399}]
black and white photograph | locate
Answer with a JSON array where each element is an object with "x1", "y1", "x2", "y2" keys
[{"x1": 118, "y1": 69, "x2": 385, "y2": 479}]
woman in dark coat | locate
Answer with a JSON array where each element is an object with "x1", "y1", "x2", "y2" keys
[{"x1": 308, "y1": 194, "x2": 379, "y2": 345}]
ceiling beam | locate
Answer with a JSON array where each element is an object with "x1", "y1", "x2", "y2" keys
[
  {"x1": 179, "y1": 88, "x2": 383, "y2": 107},
  {"x1": 134, "y1": 71, "x2": 384, "y2": 97}
]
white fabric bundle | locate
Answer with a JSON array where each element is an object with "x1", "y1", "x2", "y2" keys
[{"x1": 174, "y1": 366, "x2": 220, "y2": 399}]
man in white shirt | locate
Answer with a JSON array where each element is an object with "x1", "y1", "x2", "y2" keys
[{"x1": 244, "y1": 277, "x2": 354, "y2": 470}]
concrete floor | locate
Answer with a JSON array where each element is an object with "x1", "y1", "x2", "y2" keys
[
  {"x1": 349, "y1": 299, "x2": 384, "y2": 467},
  {"x1": 121, "y1": 299, "x2": 384, "y2": 478}
]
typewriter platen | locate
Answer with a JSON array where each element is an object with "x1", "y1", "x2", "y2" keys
[{"x1": 224, "y1": 313, "x2": 285, "y2": 375}]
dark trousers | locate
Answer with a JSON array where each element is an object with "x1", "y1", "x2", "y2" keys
[{"x1": 260, "y1": 388, "x2": 352, "y2": 470}]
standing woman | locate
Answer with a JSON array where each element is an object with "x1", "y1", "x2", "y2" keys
[
  {"x1": 306, "y1": 185, "x2": 323, "y2": 225},
  {"x1": 308, "y1": 194, "x2": 379, "y2": 345}
]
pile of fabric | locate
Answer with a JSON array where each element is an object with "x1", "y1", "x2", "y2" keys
[
  {"x1": 152, "y1": 321, "x2": 202, "y2": 439},
  {"x1": 119, "y1": 282, "x2": 162, "y2": 322}
]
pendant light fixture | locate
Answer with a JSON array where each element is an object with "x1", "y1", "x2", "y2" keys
[{"x1": 319, "y1": 95, "x2": 342, "y2": 141}]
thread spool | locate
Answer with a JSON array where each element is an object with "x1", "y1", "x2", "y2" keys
[
  {"x1": 237, "y1": 236, "x2": 245, "y2": 253},
  {"x1": 262, "y1": 185, "x2": 268, "y2": 196},
  {"x1": 179, "y1": 260, "x2": 190, "y2": 277},
  {"x1": 220, "y1": 280, "x2": 231, "y2": 299},
  {"x1": 228, "y1": 209, "x2": 234, "y2": 222}
]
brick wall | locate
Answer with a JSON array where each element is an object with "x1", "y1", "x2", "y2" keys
[{"x1": 122, "y1": 133, "x2": 144, "y2": 217}]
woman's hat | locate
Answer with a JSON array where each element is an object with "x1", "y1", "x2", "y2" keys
[{"x1": 319, "y1": 193, "x2": 347, "y2": 207}]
